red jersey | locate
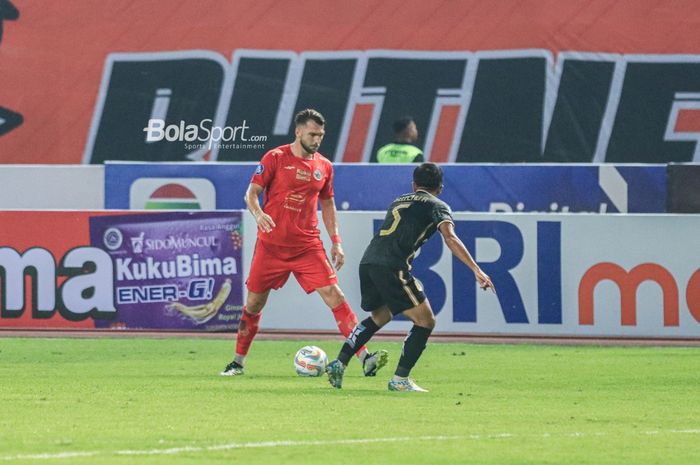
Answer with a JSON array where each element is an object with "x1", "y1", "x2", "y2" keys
[{"x1": 250, "y1": 144, "x2": 335, "y2": 246}]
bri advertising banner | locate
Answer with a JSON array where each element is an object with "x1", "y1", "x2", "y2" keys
[
  {"x1": 252, "y1": 212, "x2": 700, "y2": 339},
  {"x1": 104, "y1": 162, "x2": 667, "y2": 213},
  {"x1": 0, "y1": 211, "x2": 243, "y2": 331}
]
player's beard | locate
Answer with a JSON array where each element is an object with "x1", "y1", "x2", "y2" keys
[{"x1": 300, "y1": 140, "x2": 319, "y2": 155}]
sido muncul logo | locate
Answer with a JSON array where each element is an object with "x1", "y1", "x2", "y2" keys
[
  {"x1": 103, "y1": 227, "x2": 123, "y2": 251},
  {"x1": 130, "y1": 232, "x2": 145, "y2": 254}
]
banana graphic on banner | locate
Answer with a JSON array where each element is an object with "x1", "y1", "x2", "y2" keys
[{"x1": 168, "y1": 278, "x2": 232, "y2": 324}]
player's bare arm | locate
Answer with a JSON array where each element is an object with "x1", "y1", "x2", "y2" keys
[
  {"x1": 245, "y1": 183, "x2": 276, "y2": 233},
  {"x1": 320, "y1": 197, "x2": 345, "y2": 270},
  {"x1": 438, "y1": 221, "x2": 496, "y2": 293}
]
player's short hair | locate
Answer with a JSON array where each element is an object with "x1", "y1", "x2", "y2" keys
[
  {"x1": 294, "y1": 109, "x2": 325, "y2": 127},
  {"x1": 392, "y1": 116, "x2": 414, "y2": 135},
  {"x1": 413, "y1": 162, "x2": 443, "y2": 191}
]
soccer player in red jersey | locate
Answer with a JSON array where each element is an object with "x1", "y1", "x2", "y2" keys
[{"x1": 221, "y1": 109, "x2": 388, "y2": 376}]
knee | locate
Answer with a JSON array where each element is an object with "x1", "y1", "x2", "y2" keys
[
  {"x1": 402, "y1": 301, "x2": 436, "y2": 330},
  {"x1": 330, "y1": 289, "x2": 346, "y2": 307},
  {"x1": 371, "y1": 309, "x2": 393, "y2": 327},
  {"x1": 414, "y1": 311, "x2": 435, "y2": 330},
  {"x1": 420, "y1": 313, "x2": 436, "y2": 330},
  {"x1": 320, "y1": 285, "x2": 345, "y2": 308},
  {"x1": 246, "y1": 294, "x2": 267, "y2": 314}
]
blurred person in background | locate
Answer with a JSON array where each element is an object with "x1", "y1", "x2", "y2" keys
[{"x1": 376, "y1": 116, "x2": 424, "y2": 163}]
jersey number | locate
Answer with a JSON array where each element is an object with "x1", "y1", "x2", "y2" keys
[{"x1": 379, "y1": 204, "x2": 410, "y2": 236}]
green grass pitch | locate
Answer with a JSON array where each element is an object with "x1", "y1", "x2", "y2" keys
[{"x1": 0, "y1": 337, "x2": 698, "y2": 464}]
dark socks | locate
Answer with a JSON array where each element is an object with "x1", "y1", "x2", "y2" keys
[
  {"x1": 395, "y1": 325, "x2": 432, "y2": 377},
  {"x1": 337, "y1": 317, "x2": 381, "y2": 365}
]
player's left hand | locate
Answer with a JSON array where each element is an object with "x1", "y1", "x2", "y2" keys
[
  {"x1": 331, "y1": 243, "x2": 345, "y2": 270},
  {"x1": 475, "y1": 269, "x2": 496, "y2": 294}
]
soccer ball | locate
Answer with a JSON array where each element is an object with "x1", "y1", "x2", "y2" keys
[{"x1": 293, "y1": 345, "x2": 328, "y2": 377}]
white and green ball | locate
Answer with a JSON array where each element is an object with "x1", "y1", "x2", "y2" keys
[{"x1": 293, "y1": 345, "x2": 328, "y2": 377}]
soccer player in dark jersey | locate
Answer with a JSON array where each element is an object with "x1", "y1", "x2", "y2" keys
[
  {"x1": 326, "y1": 162, "x2": 495, "y2": 392},
  {"x1": 221, "y1": 109, "x2": 388, "y2": 377}
]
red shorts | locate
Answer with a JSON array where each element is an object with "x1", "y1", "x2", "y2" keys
[{"x1": 246, "y1": 239, "x2": 338, "y2": 294}]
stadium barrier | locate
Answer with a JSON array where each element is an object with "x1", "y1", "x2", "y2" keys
[
  {"x1": 0, "y1": 165, "x2": 104, "y2": 209},
  {"x1": 103, "y1": 162, "x2": 667, "y2": 213},
  {"x1": 1, "y1": 210, "x2": 698, "y2": 339},
  {"x1": 6, "y1": 162, "x2": 700, "y2": 213},
  {"x1": 668, "y1": 163, "x2": 700, "y2": 213}
]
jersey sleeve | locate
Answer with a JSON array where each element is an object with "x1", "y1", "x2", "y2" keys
[
  {"x1": 432, "y1": 202, "x2": 454, "y2": 228},
  {"x1": 250, "y1": 150, "x2": 279, "y2": 187},
  {"x1": 319, "y1": 161, "x2": 335, "y2": 200}
]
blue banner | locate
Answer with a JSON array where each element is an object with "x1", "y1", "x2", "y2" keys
[
  {"x1": 104, "y1": 162, "x2": 256, "y2": 210},
  {"x1": 333, "y1": 164, "x2": 667, "y2": 213},
  {"x1": 105, "y1": 162, "x2": 667, "y2": 213}
]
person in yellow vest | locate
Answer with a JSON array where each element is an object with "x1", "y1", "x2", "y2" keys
[{"x1": 376, "y1": 117, "x2": 424, "y2": 163}]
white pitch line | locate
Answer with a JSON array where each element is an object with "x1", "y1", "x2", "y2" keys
[
  {"x1": 114, "y1": 436, "x2": 461, "y2": 456},
  {"x1": 2, "y1": 430, "x2": 699, "y2": 461},
  {"x1": 0, "y1": 452, "x2": 96, "y2": 461},
  {"x1": 0, "y1": 436, "x2": 459, "y2": 461}
]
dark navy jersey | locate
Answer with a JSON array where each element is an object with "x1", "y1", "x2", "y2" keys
[{"x1": 360, "y1": 190, "x2": 454, "y2": 270}]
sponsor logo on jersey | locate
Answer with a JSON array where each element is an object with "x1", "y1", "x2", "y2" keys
[
  {"x1": 296, "y1": 169, "x2": 311, "y2": 182},
  {"x1": 255, "y1": 164, "x2": 264, "y2": 175}
]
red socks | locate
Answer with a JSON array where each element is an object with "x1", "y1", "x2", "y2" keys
[
  {"x1": 332, "y1": 302, "x2": 367, "y2": 357},
  {"x1": 235, "y1": 306, "x2": 262, "y2": 356},
  {"x1": 236, "y1": 303, "x2": 365, "y2": 359}
]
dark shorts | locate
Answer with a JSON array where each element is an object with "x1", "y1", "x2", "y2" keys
[{"x1": 359, "y1": 263, "x2": 427, "y2": 315}]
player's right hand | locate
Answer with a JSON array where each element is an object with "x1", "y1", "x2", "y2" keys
[
  {"x1": 254, "y1": 212, "x2": 276, "y2": 233},
  {"x1": 330, "y1": 243, "x2": 345, "y2": 270}
]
